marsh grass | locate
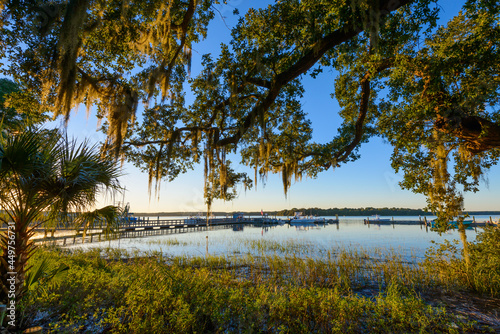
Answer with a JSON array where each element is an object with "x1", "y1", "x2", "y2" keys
[
  {"x1": 16, "y1": 227, "x2": 500, "y2": 332},
  {"x1": 422, "y1": 226, "x2": 500, "y2": 297},
  {"x1": 18, "y1": 240, "x2": 490, "y2": 333},
  {"x1": 146, "y1": 238, "x2": 189, "y2": 247},
  {"x1": 243, "y1": 238, "x2": 314, "y2": 255}
]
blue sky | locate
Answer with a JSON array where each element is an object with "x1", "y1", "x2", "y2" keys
[{"x1": 54, "y1": 0, "x2": 500, "y2": 213}]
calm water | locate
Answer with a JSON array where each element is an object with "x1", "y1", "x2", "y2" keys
[{"x1": 68, "y1": 215, "x2": 498, "y2": 262}]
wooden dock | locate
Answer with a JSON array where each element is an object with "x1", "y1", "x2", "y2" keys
[
  {"x1": 28, "y1": 215, "x2": 497, "y2": 247},
  {"x1": 362, "y1": 218, "x2": 497, "y2": 228},
  {"x1": 33, "y1": 217, "x2": 339, "y2": 246},
  {"x1": 119, "y1": 217, "x2": 284, "y2": 232},
  {"x1": 119, "y1": 217, "x2": 340, "y2": 231}
]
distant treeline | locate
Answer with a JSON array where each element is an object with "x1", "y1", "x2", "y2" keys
[
  {"x1": 275, "y1": 207, "x2": 433, "y2": 217},
  {"x1": 277, "y1": 208, "x2": 500, "y2": 217},
  {"x1": 132, "y1": 208, "x2": 428, "y2": 217},
  {"x1": 131, "y1": 208, "x2": 500, "y2": 218}
]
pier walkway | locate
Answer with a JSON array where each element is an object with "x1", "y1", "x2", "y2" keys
[
  {"x1": 119, "y1": 217, "x2": 285, "y2": 232},
  {"x1": 34, "y1": 217, "x2": 341, "y2": 246},
  {"x1": 33, "y1": 215, "x2": 499, "y2": 246}
]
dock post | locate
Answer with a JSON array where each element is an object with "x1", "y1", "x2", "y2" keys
[
  {"x1": 90, "y1": 234, "x2": 93, "y2": 243},
  {"x1": 424, "y1": 216, "x2": 428, "y2": 226},
  {"x1": 73, "y1": 235, "x2": 76, "y2": 244},
  {"x1": 63, "y1": 237, "x2": 67, "y2": 246}
]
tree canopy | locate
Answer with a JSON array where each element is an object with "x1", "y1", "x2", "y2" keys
[
  {"x1": 0, "y1": 78, "x2": 49, "y2": 132},
  {"x1": 0, "y1": 0, "x2": 499, "y2": 222}
]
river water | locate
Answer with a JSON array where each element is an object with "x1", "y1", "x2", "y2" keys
[{"x1": 66, "y1": 215, "x2": 499, "y2": 262}]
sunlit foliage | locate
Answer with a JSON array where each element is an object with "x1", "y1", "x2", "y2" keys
[{"x1": 1, "y1": 0, "x2": 499, "y2": 222}]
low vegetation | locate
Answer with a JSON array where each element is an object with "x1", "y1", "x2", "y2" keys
[
  {"x1": 13, "y1": 226, "x2": 500, "y2": 333},
  {"x1": 423, "y1": 226, "x2": 500, "y2": 297}
]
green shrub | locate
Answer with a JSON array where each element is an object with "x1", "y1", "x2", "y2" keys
[
  {"x1": 424, "y1": 226, "x2": 500, "y2": 296},
  {"x1": 18, "y1": 246, "x2": 481, "y2": 333}
]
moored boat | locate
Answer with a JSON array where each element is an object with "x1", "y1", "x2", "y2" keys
[
  {"x1": 289, "y1": 212, "x2": 325, "y2": 224},
  {"x1": 364, "y1": 215, "x2": 391, "y2": 224},
  {"x1": 430, "y1": 219, "x2": 473, "y2": 228}
]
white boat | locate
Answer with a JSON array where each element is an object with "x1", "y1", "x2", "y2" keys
[
  {"x1": 367, "y1": 215, "x2": 391, "y2": 222},
  {"x1": 289, "y1": 212, "x2": 325, "y2": 224}
]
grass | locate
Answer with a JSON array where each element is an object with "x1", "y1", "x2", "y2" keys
[
  {"x1": 146, "y1": 238, "x2": 189, "y2": 247},
  {"x1": 243, "y1": 238, "x2": 315, "y2": 255},
  {"x1": 422, "y1": 226, "x2": 500, "y2": 296},
  {"x1": 15, "y1": 226, "x2": 500, "y2": 333}
]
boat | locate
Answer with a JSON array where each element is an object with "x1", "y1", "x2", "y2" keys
[
  {"x1": 430, "y1": 219, "x2": 473, "y2": 229},
  {"x1": 289, "y1": 212, "x2": 325, "y2": 224},
  {"x1": 366, "y1": 215, "x2": 391, "y2": 222}
]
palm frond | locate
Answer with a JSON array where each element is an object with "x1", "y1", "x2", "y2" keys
[
  {"x1": 0, "y1": 128, "x2": 122, "y2": 303},
  {"x1": 75, "y1": 205, "x2": 123, "y2": 242},
  {"x1": 25, "y1": 257, "x2": 69, "y2": 293}
]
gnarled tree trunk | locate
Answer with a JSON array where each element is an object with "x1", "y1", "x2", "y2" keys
[{"x1": 435, "y1": 115, "x2": 500, "y2": 154}]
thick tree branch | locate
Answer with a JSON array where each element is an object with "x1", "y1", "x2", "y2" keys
[
  {"x1": 207, "y1": 84, "x2": 261, "y2": 125},
  {"x1": 245, "y1": 77, "x2": 272, "y2": 89},
  {"x1": 326, "y1": 59, "x2": 395, "y2": 166},
  {"x1": 435, "y1": 116, "x2": 500, "y2": 154},
  {"x1": 215, "y1": 0, "x2": 413, "y2": 147},
  {"x1": 332, "y1": 76, "x2": 371, "y2": 165},
  {"x1": 297, "y1": 71, "x2": 373, "y2": 172},
  {"x1": 77, "y1": 68, "x2": 121, "y2": 94},
  {"x1": 123, "y1": 126, "x2": 224, "y2": 148}
]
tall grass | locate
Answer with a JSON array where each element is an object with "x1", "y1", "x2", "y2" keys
[
  {"x1": 146, "y1": 238, "x2": 188, "y2": 247},
  {"x1": 422, "y1": 226, "x2": 500, "y2": 296},
  {"x1": 16, "y1": 226, "x2": 500, "y2": 332},
  {"x1": 16, "y1": 247, "x2": 481, "y2": 333}
]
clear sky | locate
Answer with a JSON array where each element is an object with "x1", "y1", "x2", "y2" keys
[{"x1": 51, "y1": 0, "x2": 500, "y2": 213}]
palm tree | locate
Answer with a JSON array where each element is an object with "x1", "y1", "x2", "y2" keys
[
  {"x1": 75, "y1": 205, "x2": 124, "y2": 243},
  {"x1": 0, "y1": 128, "x2": 121, "y2": 304}
]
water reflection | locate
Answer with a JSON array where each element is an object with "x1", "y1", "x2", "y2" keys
[{"x1": 67, "y1": 218, "x2": 479, "y2": 263}]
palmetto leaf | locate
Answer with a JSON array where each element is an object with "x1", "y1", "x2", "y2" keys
[
  {"x1": 75, "y1": 205, "x2": 123, "y2": 242},
  {"x1": 0, "y1": 128, "x2": 122, "y2": 303},
  {"x1": 25, "y1": 257, "x2": 69, "y2": 292}
]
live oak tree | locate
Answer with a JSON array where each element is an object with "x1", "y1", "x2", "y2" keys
[
  {"x1": 1, "y1": 0, "x2": 216, "y2": 151},
  {"x1": 0, "y1": 78, "x2": 49, "y2": 133},
  {"x1": 1, "y1": 0, "x2": 499, "y2": 224},
  {"x1": 295, "y1": 0, "x2": 499, "y2": 227},
  {"x1": 373, "y1": 1, "x2": 500, "y2": 226}
]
